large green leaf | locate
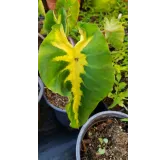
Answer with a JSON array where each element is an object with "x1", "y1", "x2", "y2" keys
[
  {"x1": 38, "y1": 22, "x2": 114, "y2": 128},
  {"x1": 104, "y1": 17, "x2": 125, "y2": 49},
  {"x1": 38, "y1": 0, "x2": 45, "y2": 17}
]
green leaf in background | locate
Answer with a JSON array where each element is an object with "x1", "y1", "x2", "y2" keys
[
  {"x1": 109, "y1": 96, "x2": 121, "y2": 108},
  {"x1": 120, "y1": 90, "x2": 128, "y2": 98},
  {"x1": 119, "y1": 82, "x2": 127, "y2": 90},
  {"x1": 92, "y1": 0, "x2": 116, "y2": 12},
  {"x1": 116, "y1": 73, "x2": 121, "y2": 82},
  {"x1": 58, "y1": 8, "x2": 67, "y2": 33},
  {"x1": 104, "y1": 17, "x2": 125, "y2": 49},
  {"x1": 38, "y1": 22, "x2": 114, "y2": 128},
  {"x1": 55, "y1": 0, "x2": 80, "y2": 33},
  {"x1": 108, "y1": 89, "x2": 128, "y2": 108},
  {"x1": 67, "y1": 0, "x2": 80, "y2": 31},
  {"x1": 38, "y1": 0, "x2": 45, "y2": 17},
  {"x1": 43, "y1": 8, "x2": 67, "y2": 34},
  {"x1": 43, "y1": 10, "x2": 57, "y2": 34}
]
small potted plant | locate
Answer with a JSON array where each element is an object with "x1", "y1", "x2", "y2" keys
[
  {"x1": 38, "y1": 0, "x2": 127, "y2": 129},
  {"x1": 38, "y1": 22, "x2": 114, "y2": 129},
  {"x1": 76, "y1": 111, "x2": 128, "y2": 160}
]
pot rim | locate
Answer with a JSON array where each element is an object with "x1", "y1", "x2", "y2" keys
[
  {"x1": 76, "y1": 111, "x2": 128, "y2": 160},
  {"x1": 38, "y1": 77, "x2": 44, "y2": 103}
]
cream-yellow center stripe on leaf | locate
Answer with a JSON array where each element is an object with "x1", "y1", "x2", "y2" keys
[{"x1": 51, "y1": 25, "x2": 93, "y2": 127}]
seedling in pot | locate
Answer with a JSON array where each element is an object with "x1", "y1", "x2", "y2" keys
[
  {"x1": 88, "y1": 131, "x2": 92, "y2": 137},
  {"x1": 97, "y1": 137, "x2": 109, "y2": 155},
  {"x1": 103, "y1": 138, "x2": 108, "y2": 144},
  {"x1": 79, "y1": 116, "x2": 128, "y2": 159},
  {"x1": 97, "y1": 139, "x2": 108, "y2": 155},
  {"x1": 98, "y1": 137, "x2": 108, "y2": 145},
  {"x1": 96, "y1": 148, "x2": 105, "y2": 155}
]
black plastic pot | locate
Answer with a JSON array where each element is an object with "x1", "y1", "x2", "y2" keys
[
  {"x1": 38, "y1": 77, "x2": 44, "y2": 103},
  {"x1": 76, "y1": 111, "x2": 128, "y2": 160},
  {"x1": 43, "y1": 93, "x2": 70, "y2": 127},
  {"x1": 44, "y1": 92, "x2": 108, "y2": 128}
]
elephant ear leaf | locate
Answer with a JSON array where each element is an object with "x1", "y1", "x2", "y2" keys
[
  {"x1": 38, "y1": 22, "x2": 114, "y2": 128},
  {"x1": 104, "y1": 17, "x2": 125, "y2": 49}
]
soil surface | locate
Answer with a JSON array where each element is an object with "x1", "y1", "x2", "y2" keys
[
  {"x1": 81, "y1": 118, "x2": 128, "y2": 160},
  {"x1": 45, "y1": 88, "x2": 69, "y2": 110}
]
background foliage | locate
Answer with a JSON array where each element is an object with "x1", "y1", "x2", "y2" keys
[{"x1": 79, "y1": 0, "x2": 128, "y2": 111}]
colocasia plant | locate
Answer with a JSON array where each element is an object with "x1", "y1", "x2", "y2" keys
[
  {"x1": 104, "y1": 17, "x2": 125, "y2": 49},
  {"x1": 38, "y1": 0, "x2": 128, "y2": 128},
  {"x1": 38, "y1": 23, "x2": 114, "y2": 128}
]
